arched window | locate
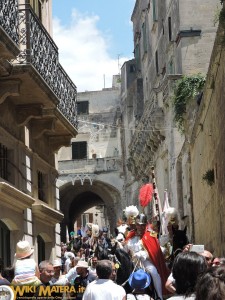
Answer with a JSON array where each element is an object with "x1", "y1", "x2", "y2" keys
[
  {"x1": 37, "y1": 235, "x2": 45, "y2": 264},
  {"x1": 0, "y1": 221, "x2": 10, "y2": 267}
]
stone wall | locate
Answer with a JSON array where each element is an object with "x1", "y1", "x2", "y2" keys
[{"x1": 190, "y1": 18, "x2": 225, "y2": 255}]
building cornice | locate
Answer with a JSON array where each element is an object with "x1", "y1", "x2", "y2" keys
[
  {"x1": 32, "y1": 202, "x2": 64, "y2": 225},
  {"x1": 0, "y1": 182, "x2": 35, "y2": 212}
]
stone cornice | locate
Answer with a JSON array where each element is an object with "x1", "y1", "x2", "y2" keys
[
  {"x1": 0, "y1": 79, "x2": 20, "y2": 104},
  {"x1": 32, "y1": 202, "x2": 64, "y2": 225},
  {"x1": 0, "y1": 182, "x2": 35, "y2": 212}
]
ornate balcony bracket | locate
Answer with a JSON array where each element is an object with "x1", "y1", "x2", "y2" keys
[
  {"x1": 16, "y1": 103, "x2": 43, "y2": 126},
  {"x1": 0, "y1": 182, "x2": 35, "y2": 212},
  {"x1": 0, "y1": 79, "x2": 20, "y2": 104},
  {"x1": 48, "y1": 135, "x2": 72, "y2": 153},
  {"x1": 30, "y1": 118, "x2": 56, "y2": 139},
  {"x1": 0, "y1": 59, "x2": 13, "y2": 76}
]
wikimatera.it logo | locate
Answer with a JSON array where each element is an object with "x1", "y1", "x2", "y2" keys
[{"x1": 0, "y1": 285, "x2": 86, "y2": 300}]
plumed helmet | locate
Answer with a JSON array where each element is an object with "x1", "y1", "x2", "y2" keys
[
  {"x1": 136, "y1": 213, "x2": 147, "y2": 225},
  {"x1": 164, "y1": 207, "x2": 179, "y2": 227},
  {"x1": 124, "y1": 205, "x2": 139, "y2": 225}
]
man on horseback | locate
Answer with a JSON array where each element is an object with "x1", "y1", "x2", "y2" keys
[{"x1": 125, "y1": 213, "x2": 170, "y2": 300}]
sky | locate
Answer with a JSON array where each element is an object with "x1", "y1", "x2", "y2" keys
[{"x1": 52, "y1": 0, "x2": 135, "y2": 92}]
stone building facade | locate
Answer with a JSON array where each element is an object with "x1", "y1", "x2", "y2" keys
[
  {"x1": 189, "y1": 7, "x2": 225, "y2": 256},
  {"x1": 57, "y1": 76, "x2": 125, "y2": 239},
  {"x1": 121, "y1": 0, "x2": 218, "y2": 239},
  {"x1": 0, "y1": 0, "x2": 78, "y2": 266}
]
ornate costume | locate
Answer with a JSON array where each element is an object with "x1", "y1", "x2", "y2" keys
[{"x1": 125, "y1": 214, "x2": 170, "y2": 300}]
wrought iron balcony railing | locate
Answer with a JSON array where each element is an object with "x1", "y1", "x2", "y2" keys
[
  {"x1": 13, "y1": 4, "x2": 78, "y2": 128},
  {"x1": 0, "y1": 0, "x2": 19, "y2": 45}
]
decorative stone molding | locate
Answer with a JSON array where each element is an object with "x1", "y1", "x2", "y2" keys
[
  {"x1": 30, "y1": 118, "x2": 56, "y2": 139},
  {"x1": 0, "y1": 79, "x2": 20, "y2": 104},
  {"x1": 16, "y1": 104, "x2": 43, "y2": 126},
  {"x1": 44, "y1": 108, "x2": 78, "y2": 137},
  {"x1": 32, "y1": 202, "x2": 64, "y2": 225},
  {"x1": 0, "y1": 182, "x2": 35, "y2": 212},
  {"x1": 58, "y1": 173, "x2": 96, "y2": 186},
  {"x1": 48, "y1": 135, "x2": 72, "y2": 153},
  {"x1": 0, "y1": 59, "x2": 13, "y2": 76},
  {"x1": 128, "y1": 102, "x2": 165, "y2": 178}
]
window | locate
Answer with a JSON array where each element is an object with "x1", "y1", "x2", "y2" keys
[
  {"x1": 168, "y1": 17, "x2": 172, "y2": 41},
  {"x1": 77, "y1": 101, "x2": 89, "y2": 115},
  {"x1": 0, "y1": 144, "x2": 9, "y2": 180},
  {"x1": 25, "y1": 155, "x2": 32, "y2": 193},
  {"x1": 0, "y1": 144, "x2": 14, "y2": 184},
  {"x1": 72, "y1": 142, "x2": 87, "y2": 159},
  {"x1": 29, "y1": 0, "x2": 42, "y2": 20},
  {"x1": 81, "y1": 214, "x2": 89, "y2": 228},
  {"x1": 37, "y1": 235, "x2": 45, "y2": 265},
  {"x1": 155, "y1": 51, "x2": 159, "y2": 74},
  {"x1": 168, "y1": 59, "x2": 175, "y2": 74},
  {"x1": 142, "y1": 21, "x2": 147, "y2": 54},
  {"x1": 130, "y1": 64, "x2": 136, "y2": 73},
  {"x1": 0, "y1": 221, "x2": 10, "y2": 267},
  {"x1": 152, "y1": 0, "x2": 158, "y2": 22},
  {"x1": 134, "y1": 44, "x2": 141, "y2": 71},
  {"x1": 37, "y1": 171, "x2": 46, "y2": 201}
]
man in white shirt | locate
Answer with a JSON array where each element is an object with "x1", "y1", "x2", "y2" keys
[
  {"x1": 50, "y1": 259, "x2": 68, "y2": 285},
  {"x1": 82, "y1": 260, "x2": 126, "y2": 300}
]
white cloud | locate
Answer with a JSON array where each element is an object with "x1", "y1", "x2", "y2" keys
[{"x1": 53, "y1": 9, "x2": 132, "y2": 92}]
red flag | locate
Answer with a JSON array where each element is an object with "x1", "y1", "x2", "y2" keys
[{"x1": 139, "y1": 183, "x2": 153, "y2": 207}]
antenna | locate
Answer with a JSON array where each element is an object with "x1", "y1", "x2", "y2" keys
[
  {"x1": 103, "y1": 74, "x2": 105, "y2": 89},
  {"x1": 117, "y1": 54, "x2": 122, "y2": 74}
]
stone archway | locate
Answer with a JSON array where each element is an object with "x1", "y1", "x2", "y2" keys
[{"x1": 59, "y1": 179, "x2": 122, "y2": 241}]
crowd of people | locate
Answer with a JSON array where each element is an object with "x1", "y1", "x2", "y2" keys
[{"x1": 0, "y1": 209, "x2": 225, "y2": 300}]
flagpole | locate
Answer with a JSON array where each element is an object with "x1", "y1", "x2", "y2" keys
[{"x1": 151, "y1": 166, "x2": 161, "y2": 236}]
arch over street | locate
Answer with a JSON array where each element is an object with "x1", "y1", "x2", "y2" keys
[{"x1": 59, "y1": 179, "x2": 122, "y2": 241}]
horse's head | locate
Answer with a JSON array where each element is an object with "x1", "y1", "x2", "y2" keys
[
  {"x1": 172, "y1": 226, "x2": 189, "y2": 253},
  {"x1": 115, "y1": 224, "x2": 129, "y2": 242},
  {"x1": 117, "y1": 224, "x2": 129, "y2": 235}
]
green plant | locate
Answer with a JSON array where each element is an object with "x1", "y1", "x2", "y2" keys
[
  {"x1": 202, "y1": 169, "x2": 215, "y2": 186},
  {"x1": 173, "y1": 74, "x2": 206, "y2": 132}
]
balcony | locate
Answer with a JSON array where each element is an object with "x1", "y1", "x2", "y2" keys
[
  {"x1": 0, "y1": 3, "x2": 78, "y2": 148},
  {"x1": 58, "y1": 157, "x2": 122, "y2": 174},
  {"x1": 0, "y1": 0, "x2": 20, "y2": 74},
  {"x1": 128, "y1": 99, "x2": 165, "y2": 179}
]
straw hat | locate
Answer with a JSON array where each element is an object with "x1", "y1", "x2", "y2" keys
[
  {"x1": 76, "y1": 260, "x2": 88, "y2": 268},
  {"x1": 15, "y1": 241, "x2": 34, "y2": 259},
  {"x1": 128, "y1": 269, "x2": 151, "y2": 289}
]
